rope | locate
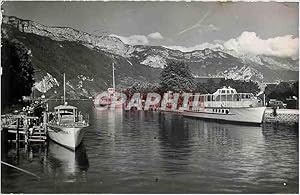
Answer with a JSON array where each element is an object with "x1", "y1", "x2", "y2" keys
[{"x1": 1, "y1": 161, "x2": 40, "y2": 179}]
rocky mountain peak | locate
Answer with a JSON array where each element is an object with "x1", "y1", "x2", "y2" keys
[
  {"x1": 2, "y1": 15, "x2": 298, "y2": 85},
  {"x1": 2, "y1": 15, "x2": 132, "y2": 57}
]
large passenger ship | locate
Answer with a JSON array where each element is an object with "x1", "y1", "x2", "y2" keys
[{"x1": 181, "y1": 86, "x2": 266, "y2": 125}]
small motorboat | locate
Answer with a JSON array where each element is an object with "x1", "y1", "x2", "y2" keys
[{"x1": 47, "y1": 73, "x2": 89, "y2": 150}]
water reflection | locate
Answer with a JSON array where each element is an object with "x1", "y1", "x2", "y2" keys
[
  {"x1": 157, "y1": 113, "x2": 192, "y2": 174},
  {"x1": 157, "y1": 114, "x2": 267, "y2": 185},
  {"x1": 47, "y1": 141, "x2": 89, "y2": 182},
  {"x1": 260, "y1": 123, "x2": 299, "y2": 191},
  {"x1": 1, "y1": 109, "x2": 298, "y2": 193}
]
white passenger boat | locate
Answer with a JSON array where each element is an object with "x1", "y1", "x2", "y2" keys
[
  {"x1": 181, "y1": 86, "x2": 266, "y2": 125},
  {"x1": 47, "y1": 74, "x2": 89, "y2": 150}
]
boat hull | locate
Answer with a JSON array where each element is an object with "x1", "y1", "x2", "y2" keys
[
  {"x1": 47, "y1": 125, "x2": 86, "y2": 150},
  {"x1": 181, "y1": 107, "x2": 266, "y2": 125}
]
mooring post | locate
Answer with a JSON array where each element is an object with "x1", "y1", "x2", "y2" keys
[
  {"x1": 25, "y1": 126, "x2": 28, "y2": 145},
  {"x1": 16, "y1": 118, "x2": 20, "y2": 158},
  {"x1": 43, "y1": 111, "x2": 47, "y2": 134},
  {"x1": 16, "y1": 118, "x2": 20, "y2": 143}
]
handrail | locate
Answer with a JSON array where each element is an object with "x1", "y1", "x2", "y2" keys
[
  {"x1": 190, "y1": 92, "x2": 255, "y2": 96},
  {"x1": 47, "y1": 121, "x2": 89, "y2": 128}
]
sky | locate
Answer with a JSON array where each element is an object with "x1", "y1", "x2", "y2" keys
[{"x1": 2, "y1": 1, "x2": 299, "y2": 59}]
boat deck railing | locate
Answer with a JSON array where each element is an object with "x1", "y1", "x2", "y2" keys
[
  {"x1": 186, "y1": 92, "x2": 263, "y2": 108},
  {"x1": 47, "y1": 112, "x2": 89, "y2": 128},
  {"x1": 47, "y1": 121, "x2": 89, "y2": 128}
]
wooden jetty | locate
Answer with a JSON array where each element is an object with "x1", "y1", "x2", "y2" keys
[{"x1": 1, "y1": 113, "x2": 47, "y2": 144}]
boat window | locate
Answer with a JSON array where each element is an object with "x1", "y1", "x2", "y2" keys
[
  {"x1": 200, "y1": 96, "x2": 204, "y2": 102},
  {"x1": 215, "y1": 95, "x2": 220, "y2": 101},
  {"x1": 227, "y1": 94, "x2": 233, "y2": 101},
  {"x1": 237, "y1": 94, "x2": 241, "y2": 101},
  {"x1": 221, "y1": 90, "x2": 225, "y2": 93},
  {"x1": 207, "y1": 96, "x2": 211, "y2": 101},
  {"x1": 60, "y1": 109, "x2": 74, "y2": 113},
  {"x1": 221, "y1": 95, "x2": 226, "y2": 101},
  {"x1": 60, "y1": 112, "x2": 73, "y2": 116},
  {"x1": 226, "y1": 110, "x2": 229, "y2": 114},
  {"x1": 233, "y1": 94, "x2": 237, "y2": 101}
]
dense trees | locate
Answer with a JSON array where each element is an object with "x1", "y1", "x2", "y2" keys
[
  {"x1": 195, "y1": 79, "x2": 217, "y2": 94},
  {"x1": 122, "y1": 81, "x2": 161, "y2": 97},
  {"x1": 265, "y1": 81, "x2": 298, "y2": 101},
  {"x1": 1, "y1": 37, "x2": 34, "y2": 109},
  {"x1": 221, "y1": 79, "x2": 260, "y2": 94},
  {"x1": 195, "y1": 79, "x2": 260, "y2": 94},
  {"x1": 160, "y1": 61, "x2": 195, "y2": 92},
  {"x1": 159, "y1": 60, "x2": 261, "y2": 94}
]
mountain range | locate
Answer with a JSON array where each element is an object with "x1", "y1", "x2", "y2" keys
[{"x1": 2, "y1": 15, "x2": 298, "y2": 98}]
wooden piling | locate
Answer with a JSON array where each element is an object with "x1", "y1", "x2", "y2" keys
[
  {"x1": 16, "y1": 118, "x2": 20, "y2": 143},
  {"x1": 43, "y1": 111, "x2": 47, "y2": 134}
]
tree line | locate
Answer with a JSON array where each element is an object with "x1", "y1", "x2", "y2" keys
[
  {"x1": 265, "y1": 81, "x2": 298, "y2": 101},
  {"x1": 1, "y1": 36, "x2": 35, "y2": 112},
  {"x1": 123, "y1": 60, "x2": 261, "y2": 96}
]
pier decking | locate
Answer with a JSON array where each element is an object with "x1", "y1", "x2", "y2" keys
[{"x1": 1, "y1": 114, "x2": 47, "y2": 144}]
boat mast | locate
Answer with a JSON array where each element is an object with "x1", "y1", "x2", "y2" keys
[
  {"x1": 112, "y1": 62, "x2": 115, "y2": 92},
  {"x1": 63, "y1": 73, "x2": 66, "y2": 104}
]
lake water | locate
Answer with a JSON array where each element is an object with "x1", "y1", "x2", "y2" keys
[{"x1": 1, "y1": 102, "x2": 299, "y2": 193}]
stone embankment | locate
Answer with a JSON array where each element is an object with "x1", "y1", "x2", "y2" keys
[{"x1": 264, "y1": 108, "x2": 299, "y2": 124}]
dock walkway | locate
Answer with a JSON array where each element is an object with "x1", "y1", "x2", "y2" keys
[{"x1": 1, "y1": 114, "x2": 47, "y2": 144}]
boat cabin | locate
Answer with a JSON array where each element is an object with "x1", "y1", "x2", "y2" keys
[
  {"x1": 212, "y1": 86, "x2": 255, "y2": 102},
  {"x1": 52, "y1": 104, "x2": 83, "y2": 124},
  {"x1": 193, "y1": 86, "x2": 260, "y2": 108}
]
